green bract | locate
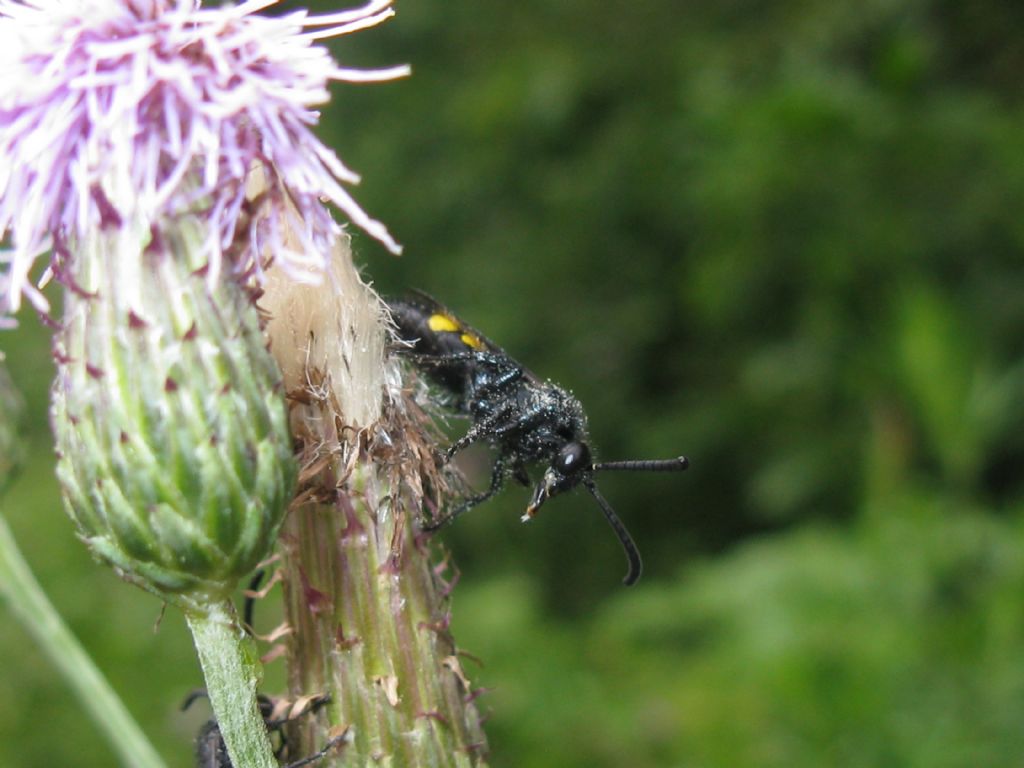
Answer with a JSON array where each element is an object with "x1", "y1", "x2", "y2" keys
[{"x1": 51, "y1": 223, "x2": 296, "y2": 610}]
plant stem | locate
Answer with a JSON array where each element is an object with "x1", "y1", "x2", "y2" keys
[
  {"x1": 185, "y1": 598, "x2": 278, "y2": 768},
  {"x1": 262, "y1": 245, "x2": 489, "y2": 765},
  {"x1": 0, "y1": 513, "x2": 168, "y2": 768},
  {"x1": 283, "y1": 476, "x2": 487, "y2": 766}
]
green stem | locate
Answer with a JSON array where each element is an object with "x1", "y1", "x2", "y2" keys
[
  {"x1": 0, "y1": 513, "x2": 167, "y2": 768},
  {"x1": 185, "y1": 598, "x2": 277, "y2": 768}
]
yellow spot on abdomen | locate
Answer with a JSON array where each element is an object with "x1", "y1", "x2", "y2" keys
[
  {"x1": 461, "y1": 333, "x2": 484, "y2": 350},
  {"x1": 429, "y1": 312, "x2": 485, "y2": 350},
  {"x1": 428, "y1": 314, "x2": 460, "y2": 333}
]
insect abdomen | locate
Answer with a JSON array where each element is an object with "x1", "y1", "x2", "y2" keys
[
  {"x1": 390, "y1": 300, "x2": 484, "y2": 356},
  {"x1": 389, "y1": 298, "x2": 488, "y2": 405}
]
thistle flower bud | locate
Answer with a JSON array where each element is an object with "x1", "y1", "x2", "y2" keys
[
  {"x1": 51, "y1": 223, "x2": 295, "y2": 609},
  {"x1": 0, "y1": 360, "x2": 24, "y2": 493}
]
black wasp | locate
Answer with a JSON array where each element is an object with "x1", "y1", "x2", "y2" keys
[
  {"x1": 182, "y1": 572, "x2": 345, "y2": 768},
  {"x1": 182, "y1": 691, "x2": 338, "y2": 768},
  {"x1": 388, "y1": 291, "x2": 689, "y2": 586}
]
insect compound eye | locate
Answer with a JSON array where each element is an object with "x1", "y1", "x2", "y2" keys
[{"x1": 557, "y1": 441, "x2": 591, "y2": 475}]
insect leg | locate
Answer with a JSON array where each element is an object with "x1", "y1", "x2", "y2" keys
[
  {"x1": 262, "y1": 695, "x2": 331, "y2": 730},
  {"x1": 422, "y1": 455, "x2": 509, "y2": 532},
  {"x1": 443, "y1": 402, "x2": 519, "y2": 461},
  {"x1": 242, "y1": 569, "x2": 265, "y2": 631},
  {"x1": 180, "y1": 689, "x2": 209, "y2": 712},
  {"x1": 280, "y1": 730, "x2": 348, "y2": 768}
]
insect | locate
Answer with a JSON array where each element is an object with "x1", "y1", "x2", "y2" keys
[
  {"x1": 181, "y1": 691, "x2": 340, "y2": 768},
  {"x1": 182, "y1": 573, "x2": 345, "y2": 768},
  {"x1": 388, "y1": 291, "x2": 689, "y2": 586}
]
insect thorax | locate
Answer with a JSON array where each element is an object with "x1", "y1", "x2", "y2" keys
[{"x1": 478, "y1": 380, "x2": 589, "y2": 463}]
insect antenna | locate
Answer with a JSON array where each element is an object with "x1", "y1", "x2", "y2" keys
[
  {"x1": 591, "y1": 456, "x2": 689, "y2": 473},
  {"x1": 583, "y1": 479, "x2": 644, "y2": 587}
]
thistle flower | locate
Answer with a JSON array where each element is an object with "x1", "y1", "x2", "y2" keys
[
  {"x1": 0, "y1": 2, "x2": 408, "y2": 765},
  {"x1": 0, "y1": 0, "x2": 408, "y2": 596},
  {"x1": 0, "y1": 0, "x2": 408, "y2": 321}
]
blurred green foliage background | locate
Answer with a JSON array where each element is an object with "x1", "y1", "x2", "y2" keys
[{"x1": 3, "y1": 0, "x2": 1024, "y2": 765}]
